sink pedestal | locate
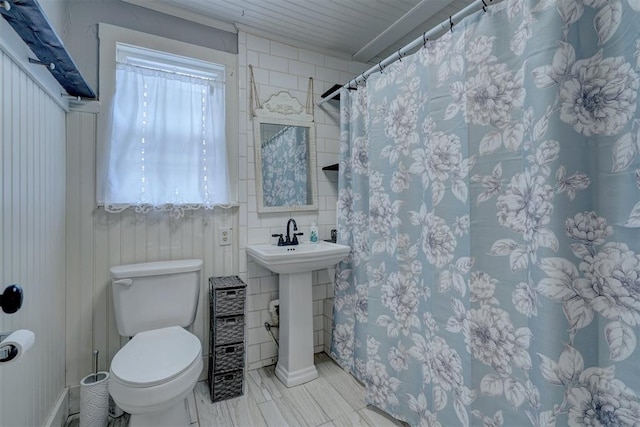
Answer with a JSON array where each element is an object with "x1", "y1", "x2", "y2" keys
[
  {"x1": 275, "y1": 271, "x2": 318, "y2": 387},
  {"x1": 245, "y1": 241, "x2": 351, "y2": 388}
]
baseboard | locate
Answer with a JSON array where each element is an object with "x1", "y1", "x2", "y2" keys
[
  {"x1": 43, "y1": 388, "x2": 69, "y2": 427},
  {"x1": 199, "y1": 354, "x2": 208, "y2": 382},
  {"x1": 68, "y1": 384, "x2": 80, "y2": 415}
]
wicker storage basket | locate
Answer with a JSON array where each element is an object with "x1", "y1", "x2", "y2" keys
[
  {"x1": 214, "y1": 343, "x2": 245, "y2": 373},
  {"x1": 208, "y1": 276, "x2": 247, "y2": 402},
  {"x1": 213, "y1": 288, "x2": 246, "y2": 317},
  {"x1": 213, "y1": 315, "x2": 244, "y2": 345},
  {"x1": 212, "y1": 370, "x2": 244, "y2": 402}
]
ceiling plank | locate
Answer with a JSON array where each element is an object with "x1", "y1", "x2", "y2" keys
[
  {"x1": 352, "y1": 0, "x2": 454, "y2": 61},
  {"x1": 123, "y1": 0, "x2": 483, "y2": 62}
]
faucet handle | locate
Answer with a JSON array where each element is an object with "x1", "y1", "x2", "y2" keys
[
  {"x1": 292, "y1": 232, "x2": 304, "y2": 244},
  {"x1": 271, "y1": 234, "x2": 285, "y2": 246}
]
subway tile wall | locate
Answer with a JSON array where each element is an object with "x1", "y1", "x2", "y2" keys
[{"x1": 237, "y1": 32, "x2": 367, "y2": 369}]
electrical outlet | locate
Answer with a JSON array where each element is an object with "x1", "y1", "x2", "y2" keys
[{"x1": 218, "y1": 227, "x2": 232, "y2": 246}]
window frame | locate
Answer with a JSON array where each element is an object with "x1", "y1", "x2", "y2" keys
[{"x1": 97, "y1": 23, "x2": 238, "y2": 207}]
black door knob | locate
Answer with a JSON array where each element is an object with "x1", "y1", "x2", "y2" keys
[{"x1": 1, "y1": 284, "x2": 23, "y2": 314}]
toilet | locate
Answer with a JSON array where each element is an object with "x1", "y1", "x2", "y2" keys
[{"x1": 108, "y1": 259, "x2": 204, "y2": 427}]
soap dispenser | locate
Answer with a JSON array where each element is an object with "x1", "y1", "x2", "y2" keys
[{"x1": 310, "y1": 222, "x2": 318, "y2": 243}]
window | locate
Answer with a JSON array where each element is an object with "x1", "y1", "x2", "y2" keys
[{"x1": 97, "y1": 25, "x2": 238, "y2": 216}]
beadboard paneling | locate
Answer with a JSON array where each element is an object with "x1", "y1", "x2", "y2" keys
[
  {"x1": 0, "y1": 49, "x2": 67, "y2": 427},
  {"x1": 65, "y1": 110, "x2": 238, "y2": 386}
]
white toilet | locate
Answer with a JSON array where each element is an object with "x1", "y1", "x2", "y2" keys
[{"x1": 108, "y1": 259, "x2": 204, "y2": 427}]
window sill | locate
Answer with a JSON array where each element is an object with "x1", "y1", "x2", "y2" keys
[{"x1": 96, "y1": 202, "x2": 240, "y2": 209}]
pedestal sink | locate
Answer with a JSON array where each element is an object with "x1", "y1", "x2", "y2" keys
[{"x1": 246, "y1": 241, "x2": 350, "y2": 387}]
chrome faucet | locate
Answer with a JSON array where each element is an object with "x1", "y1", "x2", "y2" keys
[{"x1": 272, "y1": 218, "x2": 304, "y2": 246}]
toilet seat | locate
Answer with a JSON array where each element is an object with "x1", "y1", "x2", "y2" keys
[
  {"x1": 109, "y1": 326, "x2": 203, "y2": 416},
  {"x1": 111, "y1": 326, "x2": 201, "y2": 387}
]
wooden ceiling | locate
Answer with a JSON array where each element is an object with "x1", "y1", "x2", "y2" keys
[{"x1": 124, "y1": 0, "x2": 476, "y2": 63}]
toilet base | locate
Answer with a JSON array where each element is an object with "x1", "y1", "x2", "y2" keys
[{"x1": 129, "y1": 396, "x2": 191, "y2": 427}]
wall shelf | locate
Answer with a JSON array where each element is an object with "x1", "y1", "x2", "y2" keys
[
  {"x1": 320, "y1": 84, "x2": 355, "y2": 101},
  {"x1": 0, "y1": 0, "x2": 96, "y2": 99},
  {"x1": 320, "y1": 84, "x2": 342, "y2": 101}
]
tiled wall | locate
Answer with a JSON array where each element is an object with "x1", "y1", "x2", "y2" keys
[
  {"x1": 236, "y1": 31, "x2": 366, "y2": 369},
  {"x1": 323, "y1": 298, "x2": 335, "y2": 355}
]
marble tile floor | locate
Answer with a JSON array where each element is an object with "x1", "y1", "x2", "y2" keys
[{"x1": 66, "y1": 353, "x2": 406, "y2": 427}]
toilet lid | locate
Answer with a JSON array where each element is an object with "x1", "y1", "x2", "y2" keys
[{"x1": 111, "y1": 326, "x2": 201, "y2": 387}]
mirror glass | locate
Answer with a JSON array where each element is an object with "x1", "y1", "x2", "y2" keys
[{"x1": 254, "y1": 117, "x2": 318, "y2": 213}]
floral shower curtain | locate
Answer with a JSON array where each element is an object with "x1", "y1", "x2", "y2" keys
[
  {"x1": 332, "y1": 0, "x2": 640, "y2": 425},
  {"x1": 333, "y1": 86, "x2": 371, "y2": 380}
]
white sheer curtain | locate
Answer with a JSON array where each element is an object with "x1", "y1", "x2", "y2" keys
[{"x1": 104, "y1": 63, "x2": 231, "y2": 215}]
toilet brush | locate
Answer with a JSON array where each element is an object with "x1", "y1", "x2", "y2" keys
[{"x1": 80, "y1": 349, "x2": 110, "y2": 427}]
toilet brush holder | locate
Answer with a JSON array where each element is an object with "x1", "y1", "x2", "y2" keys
[
  {"x1": 80, "y1": 350, "x2": 110, "y2": 427},
  {"x1": 80, "y1": 371, "x2": 110, "y2": 427}
]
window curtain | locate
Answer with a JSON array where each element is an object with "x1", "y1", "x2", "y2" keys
[
  {"x1": 104, "y1": 63, "x2": 230, "y2": 215},
  {"x1": 334, "y1": 0, "x2": 640, "y2": 424}
]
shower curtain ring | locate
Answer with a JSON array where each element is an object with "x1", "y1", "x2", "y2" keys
[
  {"x1": 423, "y1": 33, "x2": 428, "y2": 48},
  {"x1": 449, "y1": 16, "x2": 454, "y2": 32},
  {"x1": 361, "y1": 73, "x2": 367, "y2": 82},
  {"x1": 397, "y1": 49, "x2": 403, "y2": 61},
  {"x1": 482, "y1": 0, "x2": 487, "y2": 12},
  {"x1": 378, "y1": 62, "x2": 383, "y2": 73}
]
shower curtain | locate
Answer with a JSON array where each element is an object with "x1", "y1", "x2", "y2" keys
[{"x1": 332, "y1": 0, "x2": 640, "y2": 425}]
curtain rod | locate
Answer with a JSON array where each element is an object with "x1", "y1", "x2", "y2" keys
[{"x1": 316, "y1": 0, "x2": 491, "y2": 107}]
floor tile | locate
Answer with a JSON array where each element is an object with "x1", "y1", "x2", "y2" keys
[{"x1": 65, "y1": 353, "x2": 404, "y2": 427}]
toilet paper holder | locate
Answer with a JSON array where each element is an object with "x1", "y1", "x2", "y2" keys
[{"x1": 0, "y1": 331, "x2": 19, "y2": 362}]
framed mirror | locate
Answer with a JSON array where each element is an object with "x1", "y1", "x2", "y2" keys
[{"x1": 253, "y1": 91, "x2": 318, "y2": 213}]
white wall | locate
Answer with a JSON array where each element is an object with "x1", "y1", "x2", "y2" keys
[
  {"x1": 0, "y1": 46, "x2": 67, "y2": 427},
  {"x1": 61, "y1": 3, "x2": 240, "y2": 387},
  {"x1": 62, "y1": 0, "x2": 238, "y2": 92},
  {"x1": 63, "y1": 19, "x2": 366, "y2": 383},
  {"x1": 64, "y1": 111, "x2": 238, "y2": 384},
  {"x1": 39, "y1": 0, "x2": 67, "y2": 37},
  {"x1": 237, "y1": 31, "x2": 367, "y2": 369}
]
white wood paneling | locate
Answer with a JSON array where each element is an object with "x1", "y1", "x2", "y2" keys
[
  {"x1": 128, "y1": 0, "x2": 424, "y2": 59},
  {"x1": 0, "y1": 49, "x2": 67, "y2": 427},
  {"x1": 65, "y1": 111, "x2": 239, "y2": 385}
]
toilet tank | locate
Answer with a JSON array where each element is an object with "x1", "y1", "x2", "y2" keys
[{"x1": 110, "y1": 259, "x2": 203, "y2": 336}]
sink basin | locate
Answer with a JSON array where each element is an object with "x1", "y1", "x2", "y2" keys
[
  {"x1": 246, "y1": 240, "x2": 351, "y2": 387},
  {"x1": 246, "y1": 241, "x2": 350, "y2": 274}
]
